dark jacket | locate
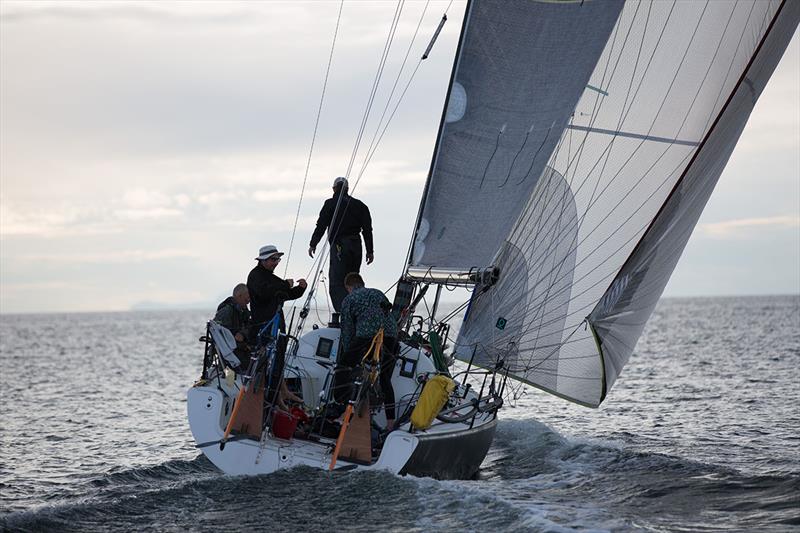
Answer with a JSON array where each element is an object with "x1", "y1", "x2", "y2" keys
[
  {"x1": 247, "y1": 264, "x2": 306, "y2": 337},
  {"x1": 340, "y1": 287, "x2": 398, "y2": 350},
  {"x1": 214, "y1": 296, "x2": 251, "y2": 339},
  {"x1": 310, "y1": 192, "x2": 373, "y2": 255}
]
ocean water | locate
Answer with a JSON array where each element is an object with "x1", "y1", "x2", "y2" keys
[{"x1": 1, "y1": 295, "x2": 798, "y2": 532}]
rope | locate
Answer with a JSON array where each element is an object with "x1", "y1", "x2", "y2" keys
[
  {"x1": 361, "y1": 328, "x2": 385, "y2": 385},
  {"x1": 328, "y1": 328, "x2": 385, "y2": 470}
]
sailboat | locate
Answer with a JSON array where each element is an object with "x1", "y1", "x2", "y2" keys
[{"x1": 187, "y1": 0, "x2": 799, "y2": 479}]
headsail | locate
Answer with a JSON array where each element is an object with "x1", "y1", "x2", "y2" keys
[{"x1": 415, "y1": 0, "x2": 799, "y2": 407}]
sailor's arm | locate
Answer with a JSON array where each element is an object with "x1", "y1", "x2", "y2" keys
[
  {"x1": 309, "y1": 200, "x2": 334, "y2": 256},
  {"x1": 286, "y1": 278, "x2": 307, "y2": 300},
  {"x1": 361, "y1": 202, "x2": 374, "y2": 264}
]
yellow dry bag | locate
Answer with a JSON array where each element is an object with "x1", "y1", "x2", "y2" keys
[{"x1": 410, "y1": 375, "x2": 455, "y2": 430}]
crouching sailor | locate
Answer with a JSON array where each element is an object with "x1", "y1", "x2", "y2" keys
[
  {"x1": 247, "y1": 244, "x2": 307, "y2": 410},
  {"x1": 214, "y1": 283, "x2": 251, "y2": 370},
  {"x1": 336, "y1": 273, "x2": 398, "y2": 431}
]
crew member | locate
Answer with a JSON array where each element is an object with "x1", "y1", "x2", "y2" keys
[
  {"x1": 214, "y1": 283, "x2": 251, "y2": 368},
  {"x1": 308, "y1": 177, "x2": 374, "y2": 312},
  {"x1": 247, "y1": 244, "x2": 307, "y2": 409},
  {"x1": 337, "y1": 272, "x2": 398, "y2": 431}
]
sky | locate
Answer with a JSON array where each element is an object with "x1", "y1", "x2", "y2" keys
[{"x1": 0, "y1": 1, "x2": 798, "y2": 314}]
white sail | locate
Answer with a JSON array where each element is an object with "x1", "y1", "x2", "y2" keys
[{"x1": 418, "y1": 0, "x2": 798, "y2": 407}]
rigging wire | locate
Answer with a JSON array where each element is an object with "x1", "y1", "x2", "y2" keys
[
  {"x1": 284, "y1": 1, "x2": 344, "y2": 277},
  {"x1": 307, "y1": 1, "x2": 454, "y2": 310},
  {"x1": 355, "y1": 1, "x2": 431, "y2": 178},
  {"x1": 344, "y1": 1, "x2": 406, "y2": 180},
  {"x1": 293, "y1": 0, "x2": 432, "y2": 336}
]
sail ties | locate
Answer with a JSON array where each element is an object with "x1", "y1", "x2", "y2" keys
[
  {"x1": 498, "y1": 124, "x2": 534, "y2": 188},
  {"x1": 478, "y1": 123, "x2": 506, "y2": 189}
]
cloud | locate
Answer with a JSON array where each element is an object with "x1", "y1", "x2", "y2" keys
[
  {"x1": 698, "y1": 215, "x2": 800, "y2": 238},
  {"x1": 121, "y1": 188, "x2": 174, "y2": 208},
  {"x1": 15, "y1": 248, "x2": 201, "y2": 265},
  {"x1": 0, "y1": 2, "x2": 306, "y2": 27},
  {"x1": 253, "y1": 188, "x2": 329, "y2": 203},
  {"x1": 0, "y1": 204, "x2": 114, "y2": 237},
  {"x1": 113, "y1": 208, "x2": 184, "y2": 221}
]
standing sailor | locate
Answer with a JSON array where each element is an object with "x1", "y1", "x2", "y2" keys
[
  {"x1": 247, "y1": 244, "x2": 306, "y2": 409},
  {"x1": 308, "y1": 177, "x2": 374, "y2": 312}
]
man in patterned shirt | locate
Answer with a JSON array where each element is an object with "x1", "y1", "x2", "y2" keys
[{"x1": 335, "y1": 273, "x2": 398, "y2": 430}]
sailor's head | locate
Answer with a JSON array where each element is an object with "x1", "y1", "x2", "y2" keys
[
  {"x1": 332, "y1": 176, "x2": 349, "y2": 194},
  {"x1": 255, "y1": 244, "x2": 284, "y2": 271},
  {"x1": 232, "y1": 283, "x2": 250, "y2": 307},
  {"x1": 344, "y1": 272, "x2": 364, "y2": 294}
]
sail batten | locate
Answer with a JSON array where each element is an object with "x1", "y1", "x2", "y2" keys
[{"x1": 422, "y1": 0, "x2": 798, "y2": 408}]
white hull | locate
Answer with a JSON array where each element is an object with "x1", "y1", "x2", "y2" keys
[{"x1": 188, "y1": 327, "x2": 497, "y2": 478}]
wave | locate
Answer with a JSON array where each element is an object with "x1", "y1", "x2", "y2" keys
[
  {"x1": 481, "y1": 418, "x2": 800, "y2": 530},
  {"x1": 4, "y1": 421, "x2": 798, "y2": 532}
]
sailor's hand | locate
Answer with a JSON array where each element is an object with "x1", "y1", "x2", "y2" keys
[
  {"x1": 286, "y1": 278, "x2": 294, "y2": 287},
  {"x1": 308, "y1": 246, "x2": 315, "y2": 258},
  {"x1": 298, "y1": 278, "x2": 308, "y2": 289},
  {"x1": 234, "y1": 332, "x2": 245, "y2": 342},
  {"x1": 366, "y1": 253, "x2": 374, "y2": 265}
]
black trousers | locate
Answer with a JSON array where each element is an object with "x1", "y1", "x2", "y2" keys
[
  {"x1": 332, "y1": 336, "x2": 397, "y2": 420},
  {"x1": 329, "y1": 235, "x2": 362, "y2": 312}
]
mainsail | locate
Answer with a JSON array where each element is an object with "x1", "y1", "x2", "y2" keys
[{"x1": 408, "y1": 0, "x2": 799, "y2": 407}]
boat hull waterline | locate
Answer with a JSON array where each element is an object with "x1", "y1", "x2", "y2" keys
[{"x1": 188, "y1": 328, "x2": 498, "y2": 479}]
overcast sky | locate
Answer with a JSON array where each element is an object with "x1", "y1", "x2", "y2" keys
[{"x1": 1, "y1": 1, "x2": 798, "y2": 314}]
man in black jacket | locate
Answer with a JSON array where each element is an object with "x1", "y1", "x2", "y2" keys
[
  {"x1": 308, "y1": 177, "x2": 373, "y2": 312},
  {"x1": 214, "y1": 283, "x2": 251, "y2": 341},
  {"x1": 247, "y1": 244, "x2": 307, "y2": 408}
]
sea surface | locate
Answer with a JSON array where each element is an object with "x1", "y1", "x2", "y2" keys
[{"x1": 1, "y1": 295, "x2": 798, "y2": 532}]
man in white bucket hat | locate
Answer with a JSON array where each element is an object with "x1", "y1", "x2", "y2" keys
[
  {"x1": 248, "y1": 244, "x2": 307, "y2": 332},
  {"x1": 247, "y1": 244, "x2": 306, "y2": 408}
]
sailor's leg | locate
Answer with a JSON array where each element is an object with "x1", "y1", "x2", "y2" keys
[
  {"x1": 331, "y1": 338, "x2": 370, "y2": 411},
  {"x1": 380, "y1": 337, "x2": 398, "y2": 428},
  {"x1": 328, "y1": 243, "x2": 348, "y2": 312},
  {"x1": 346, "y1": 235, "x2": 363, "y2": 274}
]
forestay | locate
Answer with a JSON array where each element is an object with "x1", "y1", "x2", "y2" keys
[{"x1": 413, "y1": 0, "x2": 799, "y2": 407}]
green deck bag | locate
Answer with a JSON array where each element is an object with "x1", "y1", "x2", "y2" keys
[{"x1": 410, "y1": 375, "x2": 455, "y2": 430}]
